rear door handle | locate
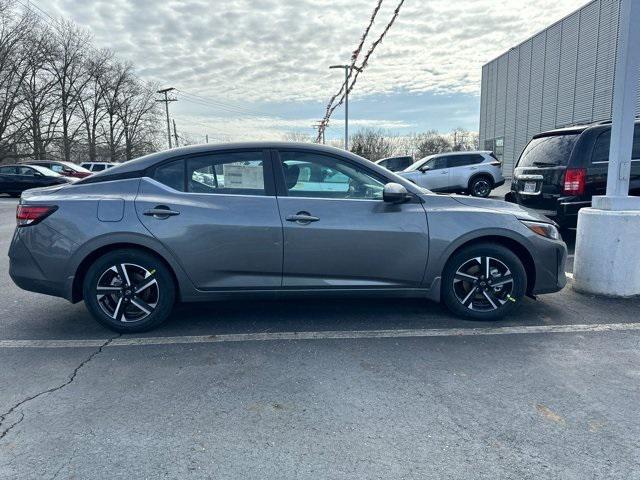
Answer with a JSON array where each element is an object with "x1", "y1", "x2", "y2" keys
[
  {"x1": 286, "y1": 211, "x2": 319, "y2": 224},
  {"x1": 441, "y1": 170, "x2": 449, "y2": 174},
  {"x1": 144, "y1": 206, "x2": 180, "y2": 219}
]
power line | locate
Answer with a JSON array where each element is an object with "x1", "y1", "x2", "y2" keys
[{"x1": 317, "y1": 0, "x2": 406, "y2": 143}]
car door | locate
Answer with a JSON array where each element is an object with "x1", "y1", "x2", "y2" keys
[
  {"x1": 415, "y1": 156, "x2": 450, "y2": 190},
  {"x1": 274, "y1": 149, "x2": 429, "y2": 288},
  {"x1": 135, "y1": 149, "x2": 283, "y2": 290},
  {"x1": 16, "y1": 166, "x2": 50, "y2": 191},
  {"x1": 0, "y1": 166, "x2": 17, "y2": 193}
]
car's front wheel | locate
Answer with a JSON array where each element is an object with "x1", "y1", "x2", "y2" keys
[
  {"x1": 83, "y1": 249, "x2": 176, "y2": 333},
  {"x1": 441, "y1": 243, "x2": 527, "y2": 320}
]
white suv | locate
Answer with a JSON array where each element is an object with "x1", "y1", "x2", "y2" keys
[{"x1": 399, "y1": 151, "x2": 505, "y2": 197}]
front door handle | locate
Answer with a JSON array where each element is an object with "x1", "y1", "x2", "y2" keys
[
  {"x1": 144, "y1": 206, "x2": 180, "y2": 219},
  {"x1": 441, "y1": 170, "x2": 448, "y2": 175},
  {"x1": 286, "y1": 211, "x2": 319, "y2": 224}
]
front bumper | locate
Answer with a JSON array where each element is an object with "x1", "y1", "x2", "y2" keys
[{"x1": 529, "y1": 236, "x2": 568, "y2": 295}]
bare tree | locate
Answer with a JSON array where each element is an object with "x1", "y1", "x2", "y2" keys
[
  {"x1": 282, "y1": 131, "x2": 313, "y2": 143},
  {"x1": 46, "y1": 20, "x2": 92, "y2": 162},
  {"x1": 414, "y1": 130, "x2": 453, "y2": 158},
  {"x1": 0, "y1": 1, "x2": 36, "y2": 160},
  {"x1": 75, "y1": 49, "x2": 111, "y2": 161},
  {"x1": 117, "y1": 78, "x2": 159, "y2": 160},
  {"x1": 19, "y1": 21, "x2": 60, "y2": 160},
  {"x1": 349, "y1": 128, "x2": 395, "y2": 161},
  {"x1": 100, "y1": 61, "x2": 131, "y2": 161}
]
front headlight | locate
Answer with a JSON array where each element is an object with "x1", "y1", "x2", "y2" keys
[{"x1": 521, "y1": 220, "x2": 561, "y2": 240}]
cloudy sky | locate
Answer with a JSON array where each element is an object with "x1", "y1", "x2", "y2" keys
[{"x1": 41, "y1": 0, "x2": 586, "y2": 143}]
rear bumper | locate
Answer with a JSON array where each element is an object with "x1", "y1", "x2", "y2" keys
[
  {"x1": 8, "y1": 225, "x2": 76, "y2": 301},
  {"x1": 494, "y1": 178, "x2": 505, "y2": 188}
]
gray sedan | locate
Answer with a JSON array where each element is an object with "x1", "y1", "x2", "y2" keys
[{"x1": 9, "y1": 142, "x2": 567, "y2": 332}]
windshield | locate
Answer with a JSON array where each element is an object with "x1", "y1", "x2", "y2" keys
[
  {"x1": 25, "y1": 165, "x2": 63, "y2": 177},
  {"x1": 517, "y1": 134, "x2": 579, "y2": 167},
  {"x1": 404, "y1": 155, "x2": 434, "y2": 172},
  {"x1": 59, "y1": 161, "x2": 91, "y2": 173}
]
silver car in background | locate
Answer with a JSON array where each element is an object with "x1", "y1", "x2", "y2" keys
[
  {"x1": 9, "y1": 142, "x2": 566, "y2": 333},
  {"x1": 400, "y1": 151, "x2": 505, "y2": 197}
]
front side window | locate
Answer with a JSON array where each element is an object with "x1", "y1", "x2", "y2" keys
[
  {"x1": 50, "y1": 164, "x2": 64, "y2": 173},
  {"x1": 280, "y1": 151, "x2": 385, "y2": 200}
]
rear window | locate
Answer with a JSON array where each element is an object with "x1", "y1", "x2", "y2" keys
[{"x1": 517, "y1": 134, "x2": 579, "y2": 167}]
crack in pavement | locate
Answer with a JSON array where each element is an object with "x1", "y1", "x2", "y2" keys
[{"x1": 0, "y1": 335, "x2": 119, "y2": 440}]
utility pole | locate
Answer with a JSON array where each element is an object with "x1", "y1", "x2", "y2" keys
[
  {"x1": 156, "y1": 87, "x2": 176, "y2": 149},
  {"x1": 205, "y1": 134, "x2": 209, "y2": 144},
  {"x1": 329, "y1": 65, "x2": 361, "y2": 150},
  {"x1": 172, "y1": 119, "x2": 179, "y2": 147}
]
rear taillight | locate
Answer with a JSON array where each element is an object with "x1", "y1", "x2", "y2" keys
[
  {"x1": 489, "y1": 161, "x2": 502, "y2": 167},
  {"x1": 563, "y1": 168, "x2": 586, "y2": 195},
  {"x1": 16, "y1": 205, "x2": 58, "y2": 227}
]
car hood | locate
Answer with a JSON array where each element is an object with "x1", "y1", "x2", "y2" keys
[{"x1": 449, "y1": 194, "x2": 555, "y2": 223}]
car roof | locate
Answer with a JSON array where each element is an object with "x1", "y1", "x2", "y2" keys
[
  {"x1": 376, "y1": 156, "x2": 412, "y2": 162},
  {"x1": 78, "y1": 142, "x2": 396, "y2": 185},
  {"x1": 532, "y1": 119, "x2": 640, "y2": 139}
]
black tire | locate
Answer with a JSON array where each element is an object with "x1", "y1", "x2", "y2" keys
[
  {"x1": 468, "y1": 176, "x2": 493, "y2": 198},
  {"x1": 82, "y1": 249, "x2": 176, "y2": 333},
  {"x1": 441, "y1": 243, "x2": 527, "y2": 321}
]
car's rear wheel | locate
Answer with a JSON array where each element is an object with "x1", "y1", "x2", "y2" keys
[
  {"x1": 469, "y1": 176, "x2": 493, "y2": 198},
  {"x1": 83, "y1": 249, "x2": 175, "y2": 333},
  {"x1": 441, "y1": 243, "x2": 527, "y2": 320}
]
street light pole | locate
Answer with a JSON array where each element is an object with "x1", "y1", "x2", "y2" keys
[{"x1": 330, "y1": 65, "x2": 361, "y2": 151}]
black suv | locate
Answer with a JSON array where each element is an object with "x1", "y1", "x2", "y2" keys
[
  {"x1": 375, "y1": 156, "x2": 413, "y2": 172},
  {"x1": 506, "y1": 121, "x2": 640, "y2": 228}
]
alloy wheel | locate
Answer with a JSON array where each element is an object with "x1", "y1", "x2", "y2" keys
[
  {"x1": 453, "y1": 256, "x2": 514, "y2": 311},
  {"x1": 472, "y1": 179, "x2": 491, "y2": 197},
  {"x1": 95, "y1": 263, "x2": 159, "y2": 323}
]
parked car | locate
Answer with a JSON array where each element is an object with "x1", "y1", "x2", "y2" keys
[
  {"x1": 0, "y1": 164, "x2": 72, "y2": 197},
  {"x1": 375, "y1": 155, "x2": 414, "y2": 172},
  {"x1": 27, "y1": 160, "x2": 91, "y2": 179},
  {"x1": 9, "y1": 142, "x2": 566, "y2": 333},
  {"x1": 506, "y1": 121, "x2": 640, "y2": 229},
  {"x1": 399, "y1": 151, "x2": 505, "y2": 197},
  {"x1": 80, "y1": 161, "x2": 118, "y2": 172}
]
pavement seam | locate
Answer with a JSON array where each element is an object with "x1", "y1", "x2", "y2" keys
[{"x1": 0, "y1": 334, "x2": 120, "y2": 440}]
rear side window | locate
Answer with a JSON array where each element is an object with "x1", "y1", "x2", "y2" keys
[
  {"x1": 592, "y1": 127, "x2": 640, "y2": 163},
  {"x1": 447, "y1": 154, "x2": 484, "y2": 167},
  {"x1": 153, "y1": 159, "x2": 185, "y2": 191},
  {"x1": 517, "y1": 134, "x2": 579, "y2": 167},
  {"x1": 0, "y1": 166, "x2": 16, "y2": 174},
  {"x1": 187, "y1": 151, "x2": 266, "y2": 195},
  {"x1": 93, "y1": 164, "x2": 106, "y2": 171}
]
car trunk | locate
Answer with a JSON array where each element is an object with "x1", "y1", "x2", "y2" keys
[{"x1": 511, "y1": 133, "x2": 580, "y2": 213}]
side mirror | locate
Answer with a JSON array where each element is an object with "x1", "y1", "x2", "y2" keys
[
  {"x1": 383, "y1": 183, "x2": 412, "y2": 204},
  {"x1": 420, "y1": 165, "x2": 431, "y2": 172}
]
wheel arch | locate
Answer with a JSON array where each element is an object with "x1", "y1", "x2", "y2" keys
[
  {"x1": 69, "y1": 236, "x2": 190, "y2": 303},
  {"x1": 467, "y1": 172, "x2": 495, "y2": 191},
  {"x1": 441, "y1": 234, "x2": 536, "y2": 296}
]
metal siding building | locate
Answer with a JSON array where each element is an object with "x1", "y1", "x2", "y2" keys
[{"x1": 479, "y1": 0, "x2": 640, "y2": 176}]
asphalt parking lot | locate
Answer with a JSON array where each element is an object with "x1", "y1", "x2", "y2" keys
[{"x1": 0, "y1": 194, "x2": 638, "y2": 479}]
